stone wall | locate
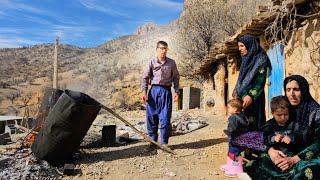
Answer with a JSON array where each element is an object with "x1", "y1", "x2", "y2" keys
[
  {"x1": 284, "y1": 18, "x2": 320, "y2": 102},
  {"x1": 202, "y1": 80, "x2": 215, "y2": 112},
  {"x1": 202, "y1": 64, "x2": 227, "y2": 115},
  {"x1": 227, "y1": 58, "x2": 239, "y2": 101}
]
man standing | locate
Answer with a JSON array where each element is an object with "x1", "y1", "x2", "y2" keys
[{"x1": 141, "y1": 41, "x2": 180, "y2": 149}]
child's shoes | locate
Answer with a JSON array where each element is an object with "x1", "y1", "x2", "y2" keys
[
  {"x1": 224, "y1": 157, "x2": 244, "y2": 177},
  {"x1": 220, "y1": 157, "x2": 233, "y2": 172}
]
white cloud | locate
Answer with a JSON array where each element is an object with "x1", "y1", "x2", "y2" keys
[
  {"x1": 22, "y1": 14, "x2": 53, "y2": 25},
  {"x1": 0, "y1": 28, "x2": 23, "y2": 34},
  {"x1": 51, "y1": 24, "x2": 101, "y2": 42},
  {"x1": 0, "y1": 36, "x2": 42, "y2": 48},
  {"x1": 77, "y1": 0, "x2": 131, "y2": 18},
  {"x1": 144, "y1": 0, "x2": 183, "y2": 11},
  {"x1": 0, "y1": 0, "x2": 45, "y2": 14},
  {"x1": 0, "y1": 1, "x2": 78, "y2": 26}
]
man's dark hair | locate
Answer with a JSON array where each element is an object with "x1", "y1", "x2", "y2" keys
[
  {"x1": 227, "y1": 98, "x2": 243, "y2": 111},
  {"x1": 156, "y1": 41, "x2": 168, "y2": 48},
  {"x1": 270, "y1": 95, "x2": 289, "y2": 112}
]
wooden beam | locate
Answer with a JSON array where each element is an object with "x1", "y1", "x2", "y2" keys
[
  {"x1": 215, "y1": 54, "x2": 226, "y2": 59},
  {"x1": 100, "y1": 104, "x2": 176, "y2": 154},
  {"x1": 53, "y1": 37, "x2": 59, "y2": 89}
]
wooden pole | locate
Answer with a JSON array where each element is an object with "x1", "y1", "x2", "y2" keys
[
  {"x1": 99, "y1": 104, "x2": 176, "y2": 154},
  {"x1": 53, "y1": 37, "x2": 59, "y2": 89}
]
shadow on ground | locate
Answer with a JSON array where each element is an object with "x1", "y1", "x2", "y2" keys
[
  {"x1": 171, "y1": 137, "x2": 227, "y2": 150},
  {"x1": 78, "y1": 137, "x2": 227, "y2": 164},
  {"x1": 78, "y1": 143, "x2": 156, "y2": 164}
]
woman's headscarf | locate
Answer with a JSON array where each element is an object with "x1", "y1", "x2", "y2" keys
[
  {"x1": 235, "y1": 35, "x2": 272, "y2": 96},
  {"x1": 283, "y1": 75, "x2": 320, "y2": 126}
]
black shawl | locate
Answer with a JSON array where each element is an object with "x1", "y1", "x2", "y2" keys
[
  {"x1": 235, "y1": 35, "x2": 272, "y2": 97},
  {"x1": 283, "y1": 75, "x2": 320, "y2": 127}
]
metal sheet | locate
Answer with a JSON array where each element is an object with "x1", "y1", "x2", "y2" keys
[{"x1": 267, "y1": 43, "x2": 285, "y2": 112}]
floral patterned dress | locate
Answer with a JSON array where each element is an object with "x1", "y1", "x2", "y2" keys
[{"x1": 246, "y1": 75, "x2": 320, "y2": 179}]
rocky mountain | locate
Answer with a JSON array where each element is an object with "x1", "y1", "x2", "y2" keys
[
  {"x1": 0, "y1": 12, "x2": 181, "y2": 115},
  {"x1": 0, "y1": 0, "x2": 265, "y2": 115},
  {"x1": 0, "y1": 44, "x2": 86, "y2": 85}
]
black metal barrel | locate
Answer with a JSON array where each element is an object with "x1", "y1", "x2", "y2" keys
[
  {"x1": 102, "y1": 125, "x2": 116, "y2": 147},
  {"x1": 31, "y1": 89, "x2": 101, "y2": 166},
  {"x1": 33, "y1": 88, "x2": 63, "y2": 130}
]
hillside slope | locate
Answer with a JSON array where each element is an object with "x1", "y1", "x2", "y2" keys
[{"x1": 0, "y1": 0, "x2": 266, "y2": 115}]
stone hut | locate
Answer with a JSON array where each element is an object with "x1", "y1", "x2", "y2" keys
[{"x1": 195, "y1": 0, "x2": 320, "y2": 116}]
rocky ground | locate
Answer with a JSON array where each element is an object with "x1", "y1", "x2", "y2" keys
[{"x1": 1, "y1": 109, "x2": 234, "y2": 180}]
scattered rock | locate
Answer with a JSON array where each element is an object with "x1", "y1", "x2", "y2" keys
[
  {"x1": 139, "y1": 165, "x2": 145, "y2": 172},
  {"x1": 212, "y1": 171, "x2": 219, "y2": 175},
  {"x1": 0, "y1": 156, "x2": 13, "y2": 169},
  {"x1": 164, "y1": 169, "x2": 176, "y2": 177}
]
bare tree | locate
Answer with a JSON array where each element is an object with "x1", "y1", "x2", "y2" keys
[
  {"x1": 6, "y1": 91, "x2": 20, "y2": 104},
  {"x1": 177, "y1": 0, "x2": 265, "y2": 80}
]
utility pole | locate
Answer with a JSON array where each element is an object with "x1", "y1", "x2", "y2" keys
[{"x1": 53, "y1": 37, "x2": 59, "y2": 89}]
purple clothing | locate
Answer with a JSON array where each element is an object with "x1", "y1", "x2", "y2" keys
[{"x1": 141, "y1": 57, "x2": 180, "y2": 94}]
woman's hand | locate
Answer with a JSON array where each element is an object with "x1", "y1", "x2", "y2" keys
[
  {"x1": 277, "y1": 155, "x2": 301, "y2": 171},
  {"x1": 269, "y1": 148, "x2": 301, "y2": 171},
  {"x1": 243, "y1": 95, "x2": 253, "y2": 109},
  {"x1": 268, "y1": 147, "x2": 286, "y2": 164}
]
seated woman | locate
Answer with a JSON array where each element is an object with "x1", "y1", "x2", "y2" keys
[{"x1": 246, "y1": 75, "x2": 320, "y2": 179}]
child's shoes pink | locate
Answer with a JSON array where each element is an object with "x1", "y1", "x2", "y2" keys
[
  {"x1": 224, "y1": 157, "x2": 243, "y2": 177},
  {"x1": 220, "y1": 157, "x2": 233, "y2": 172}
]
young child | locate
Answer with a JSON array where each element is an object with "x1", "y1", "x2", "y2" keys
[
  {"x1": 262, "y1": 95, "x2": 302, "y2": 155},
  {"x1": 221, "y1": 98, "x2": 249, "y2": 177}
]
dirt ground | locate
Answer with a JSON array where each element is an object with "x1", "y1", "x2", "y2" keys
[
  {"x1": 1, "y1": 109, "x2": 234, "y2": 180},
  {"x1": 62, "y1": 109, "x2": 231, "y2": 180}
]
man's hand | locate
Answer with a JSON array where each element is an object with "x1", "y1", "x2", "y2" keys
[
  {"x1": 141, "y1": 94, "x2": 147, "y2": 104},
  {"x1": 282, "y1": 135, "x2": 291, "y2": 144},
  {"x1": 274, "y1": 134, "x2": 283, "y2": 142},
  {"x1": 173, "y1": 92, "x2": 179, "y2": 102},
  {"x1": 242, "y1": 95, "x2": 253, "y2": 109}
]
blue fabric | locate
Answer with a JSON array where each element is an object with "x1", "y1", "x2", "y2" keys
[
  {"x1": 235, "y1": 35, "x2": 272, "y2": 96},
  {"x1": 228, "y1": 143, "x2": 243, "y2": 160},
  {"x1": 228, "y1": 131, "x2": 245, "y2": 159},
  {"x1": 146, "y1": 86, "x2": 172, "y2": 144}
]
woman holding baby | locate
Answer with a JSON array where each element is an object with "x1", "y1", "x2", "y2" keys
[{"x1": 246, "y1": 75, "x2": 320, "y2": 179}]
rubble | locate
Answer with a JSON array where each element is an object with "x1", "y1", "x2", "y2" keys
[
  {"x1": 0, "y1": 145, "x2": 60, "y2": 179},
  {"x1": 115, "y1": 111, "x2": 209, "y2": 141},
  {"x1": 1, "y1": 109, "x2": 230, "y2": 179},
  {"x1": 171, "y1": 111, "x2": 208, "y2": 135}
]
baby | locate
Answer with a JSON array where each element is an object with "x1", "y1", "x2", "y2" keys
[
  {"x1": 262, "y1": 95, "x2": 302, "y2": 155},
  {"x1": 221, "y1": 98, "x2": 249, "y2": 177}
]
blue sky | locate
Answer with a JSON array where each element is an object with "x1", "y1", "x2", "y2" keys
[{"x1": 0, "y1": 0, "x2": 184, "y2": 48}]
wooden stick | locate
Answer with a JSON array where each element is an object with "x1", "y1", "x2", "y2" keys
[{"x1": 99, "y1": 104, "x2": 176, "y2": 154}]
